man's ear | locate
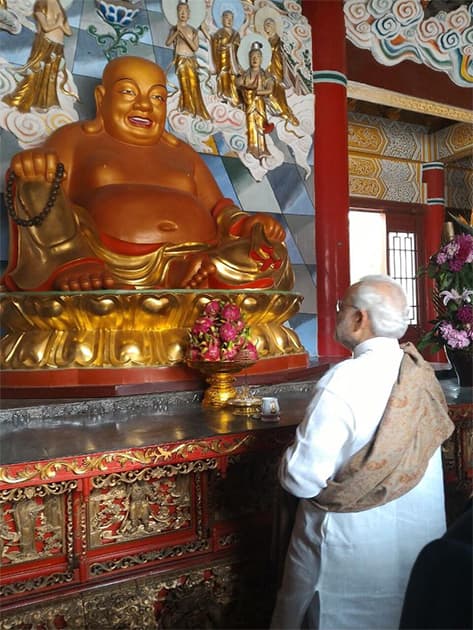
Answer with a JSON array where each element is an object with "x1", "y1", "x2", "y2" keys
[
  {"x1": 358, "y1": 309, "x2": 375, "y2": 336},
  {"x1": 354, "y1": 308, "x2": 368, "y2": 330}
]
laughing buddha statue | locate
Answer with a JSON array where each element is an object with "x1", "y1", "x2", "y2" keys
[{"x1": 3, "y1": 55, "x2": 293, "y2": 293}]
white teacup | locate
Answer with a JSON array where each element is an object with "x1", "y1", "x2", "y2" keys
[{"x1": 261, "y1": 396, "x2": 280, "y2": 417}]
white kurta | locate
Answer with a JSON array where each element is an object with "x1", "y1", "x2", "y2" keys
[{"x1": 271, "y1": 337, "x2": 447, "y2": 630}]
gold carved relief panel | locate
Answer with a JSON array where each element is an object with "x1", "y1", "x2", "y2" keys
[
  {"x1": 89, "y1": 465, "x2": 197, "y2": 548},
  {"x1": 1, "y1": 481, "x2": 76, "y2": 568}
]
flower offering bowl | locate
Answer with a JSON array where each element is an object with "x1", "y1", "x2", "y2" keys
[{"x1": 187, "y1": 359, "x2": 256, "y2": 408}]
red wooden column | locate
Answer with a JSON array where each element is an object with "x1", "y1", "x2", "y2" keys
[
  {"x1": 421, "y1": 161, "x2": 446, "y2": 362},
  {"x1": 302, "y1": 0, "x2": 350, "y2": 357},
  {"x1": 421, "y1": 162, "x2": 446, "y2": 325}
]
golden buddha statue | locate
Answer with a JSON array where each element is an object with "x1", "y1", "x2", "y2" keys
[{"x1": 3, "y1": 55, "x2": 293, "y2": 293}]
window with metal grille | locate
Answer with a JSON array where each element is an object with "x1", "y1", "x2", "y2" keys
[
  {"x1": 387, "y1": 230, "x2": 418, "y2": 325},
  {"x1": 349, "y1": 204, "x2": 426, "y2": 345}
]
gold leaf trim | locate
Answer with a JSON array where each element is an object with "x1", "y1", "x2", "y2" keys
[
  {"x1": 348, "y1": 82, "x2": 473, "y2": 124},
  {"x1": 0, "y1": 436, "x2": 254, "y2": 484}
]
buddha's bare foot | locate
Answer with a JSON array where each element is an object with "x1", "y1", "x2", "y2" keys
[
  {"x1": 54, "y1": 261, "x2": 115, "y2": 291},
  {"x1": 184, "y1": 260, "x2": 217, "y2": 289}
]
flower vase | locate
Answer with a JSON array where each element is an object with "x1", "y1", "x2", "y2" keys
[
  {"x1": 445, "y1": 348, "x2": 473, "y2": 388},
  {"x1": 187, "y1": 360, "x2": 256, "y2": 408}
]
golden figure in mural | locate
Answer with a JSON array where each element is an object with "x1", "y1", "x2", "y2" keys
[
  {"x1": 4, "y1": 55, "x2": 292, "y2": 292},
  {"x1": 211, "y1": 9, "x2": 241, "y2": 107},
  {"x1": 237, "y1": 41, "x2": 274, "y2": 160},
  {"x1": 165, "y1": 0, "x2": 211, "y2": 120},
  {"x1": 263, "y1": 17, "x2": 299, "y2": 126},
  {"x1": 3, "y1": 0, "x2": 72, "y2": 112}
]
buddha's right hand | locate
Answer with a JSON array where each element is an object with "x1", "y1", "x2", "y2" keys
[{"x1": 10, "y1": 149, "x2": 64, "y2": 183}]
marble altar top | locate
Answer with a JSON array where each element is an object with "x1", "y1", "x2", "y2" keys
[{"x1": 0, "y1": 374, "x2": 470, "y2": 468}]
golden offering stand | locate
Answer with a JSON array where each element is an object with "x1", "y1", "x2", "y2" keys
[
  {"x1": 187, "y1": 359, "x2": 258, "y2": 408},
  {"x1": 0, "y1": 289, "x2": 308, "y2": 395}
]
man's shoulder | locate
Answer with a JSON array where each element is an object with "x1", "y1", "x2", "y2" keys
[
  {"x1": 318, "y1": 351, "x2": 383, "y2": 390},
  {"x1": 318, "y1": 357, "x2": 356, "y2": 388}
]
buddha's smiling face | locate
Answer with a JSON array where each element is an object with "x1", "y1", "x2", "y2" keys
[{"x1": 97, "y1": 57, "x2": 168, "y2": 146}]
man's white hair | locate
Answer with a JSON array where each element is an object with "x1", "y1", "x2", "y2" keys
[{"x1": 352, "y1": 274, "x2": 410, "y2": 339}]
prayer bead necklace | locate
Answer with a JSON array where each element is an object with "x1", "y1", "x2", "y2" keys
[{"x1": 6, "y1": 162, "x2": 65, "y2": 228}]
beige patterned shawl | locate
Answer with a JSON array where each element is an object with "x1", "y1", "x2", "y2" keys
[{"x1": 310, "y1": 342, "x2": 454, "y2": 513}]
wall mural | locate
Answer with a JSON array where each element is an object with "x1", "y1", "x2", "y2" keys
[
  {"x1": 0, "y1": 0, "x2": 313, "y2": 182},
  {"x1": 344, "y1": 0, "x2": 473, "y2": 87},
  {"x1": 163, "y1": 0, "x2": 313, "y2": 182},
  {"x1": 0, "y1": 0, "x2": 79, "y2": 148}
]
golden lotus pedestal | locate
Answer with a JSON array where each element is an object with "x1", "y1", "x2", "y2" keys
[{"x1": 0, "y1": 289, "x2": 308, "y2": 397}]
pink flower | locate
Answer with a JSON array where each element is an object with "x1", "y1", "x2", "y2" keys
[
  {"x1": 188, "y1": 347, "x2": 200, "y2": 360},
  {"x1": 187, "y1": 299, "x2": 258, "y2": 362},
  {"x1": 421, "y1": 232, "x2": 473, "y2": 354},
  {"x1": 449, "y1": 259, "x2": 463, "y2": 272},
  {"x1": 234, "y1": 319, "x2": 245, "y2": 333},
  {"x1": 220, "y1": 322, "x2": 238, "y2": 342},
  {"x1": 457, "y1": 305, "x2": 473, "y2": 325},
  {"x1": 202, "y1": 341, "x2": 221, "y2": 361},
  {"x1": 221, "y1": 346, "x2": 238, "y2": 360},
  {"x1": 234, "y1": 335, "x2": 246, "y2": 349},
  {"x1": 192, "y1": 317, "x2": 213, "y2": 335},
  {"x1": 204, "y1": 300, "x2": 221, "y2": 317},
  {"x1": 221, "y1": 303, "x2": 241, "y2": 322},
  {"x1": 439, "y1": 322, "x2": 470, "y2": 349},
  {"x1": 244, "y1": 341, "x2": 258, "y2": 360},
  {"x1": 457, "y1": 234, "x2": 473, "y2": 264}
]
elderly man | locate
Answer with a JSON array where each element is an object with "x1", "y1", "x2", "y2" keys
[
  {"x1": 4, "y1": 55, "x2": 291, "y2": 292},
  {"x1": 271, "y1": 274, "x2": 454, "y2": 630}
]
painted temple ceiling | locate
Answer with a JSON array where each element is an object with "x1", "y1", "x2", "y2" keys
[{"x1": 344, "y1": 0, "x2": 473, "y2": 87}]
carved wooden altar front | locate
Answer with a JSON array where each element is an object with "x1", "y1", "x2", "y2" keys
[{"x1": 0, "y1": 386, "x2": 312, "y2": 629}]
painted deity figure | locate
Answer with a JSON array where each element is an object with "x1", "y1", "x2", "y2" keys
[
  {"x1": 263, "y1": 17, "x2": 299, "y2": 126},
  {"x1": 165, "y1": 0, "x2": 211, "y2": 120},
  {"x1": 237, "y1": 42, "x2": 274, "y2": 160},
  {"x1": 3, "y1": 0, "x2": 71, "y2": 112},
  {"x1": 3, "y1": 56, "x2": 292, "y2": 292},
  {"x1": 211, "y1": 10, "x2": 241, "y2": 108}
]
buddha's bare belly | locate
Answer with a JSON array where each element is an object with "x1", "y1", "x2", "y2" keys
[{"x1": 85, "y1": 184, "x2": 218, "y2": 244}]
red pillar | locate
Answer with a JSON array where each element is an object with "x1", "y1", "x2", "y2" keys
[
  {"x1": 421, "y1": 162, "x2": 446, "y2": 362},
  {"x1": 303, "y1": 0, "x2": 350, "y2": 357},
  {"x1": 421, "y1": 162, "x2": 446, "y2": 322}
]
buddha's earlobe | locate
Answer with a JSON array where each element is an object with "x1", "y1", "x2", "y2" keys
[
  {"x1": 83, "y1": 86, "x2": 105, "y2": 134},
  {"x1": 94, "y1": 84, "x2": 105, "y2": 114}
]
